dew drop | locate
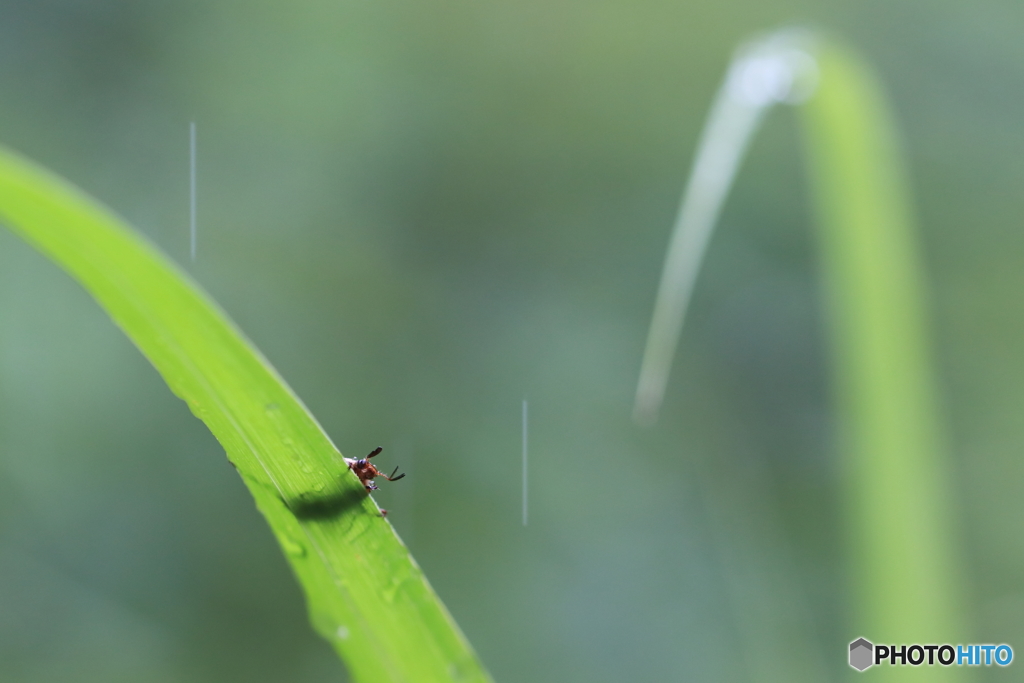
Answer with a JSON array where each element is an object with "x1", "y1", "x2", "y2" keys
[
  {"x1": 280, "y1": 536, "x2": 306, "y2": 557},
  {"x1": 312, "y1": 481, "x2": 325, "y2": 492},
  {"x1": 382, "y1": 576, "x2": 406, "y2": 604},
  {"x1": 336, "y1": 625, "x2": 350, "y2": 640}
]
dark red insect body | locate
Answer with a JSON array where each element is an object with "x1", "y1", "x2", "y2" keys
[{"x1": 345, "y1": 447, "x2": 405, "y2": 492}]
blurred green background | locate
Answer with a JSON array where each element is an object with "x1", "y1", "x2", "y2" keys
[{"x1": 0, "y1": 1, "x2": 1022, "y2": 681}]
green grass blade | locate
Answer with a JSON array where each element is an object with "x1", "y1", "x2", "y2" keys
[
  {"x1": 800, "y1": 42, "x2": 968, "y2": 665},
  {"x1": 635, "y1": 29, "x2": 970, "y2": 675},
  {"x1": 632, "y1": 31, "x2": 817, "y2": 424},
  {"x1": 633, "y1": 68, "x2": 767, "y2": 425},
  {"x1": 0, "y1": 144, "x2": 491, "y2": 683}
]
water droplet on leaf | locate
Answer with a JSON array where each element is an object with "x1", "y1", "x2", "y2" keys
[{"x1": 280, "y1": 536, "x2": 305, "y2": 557}]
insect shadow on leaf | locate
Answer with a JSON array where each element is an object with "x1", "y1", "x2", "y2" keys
[{"x1": 286, "y1": 487, "x2": 367, "y2": 521}]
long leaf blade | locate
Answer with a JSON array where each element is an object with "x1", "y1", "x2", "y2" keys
[
  {"x1": 0, "y1": 144, "x2": 491, "y2": 683},
  {"x1": 801, "y1": 43, "x2": 968, "y2": 662}
]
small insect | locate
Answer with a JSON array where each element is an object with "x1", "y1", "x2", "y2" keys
[{"x1": 344, "y1": 447, "x2": 405, "y2": 492}]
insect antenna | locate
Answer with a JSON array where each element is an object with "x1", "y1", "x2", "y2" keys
[
  {"x1": 385, "y1": 465, "x2": 406, "y2": 482},
  {"x1": 366, "y1": 446, "x2": 383, "y2": 459}
]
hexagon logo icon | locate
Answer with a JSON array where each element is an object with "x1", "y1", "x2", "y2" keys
[{"x1": 849, "y1": 638, "x2": 874, "y2": 671}]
